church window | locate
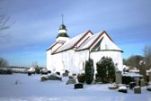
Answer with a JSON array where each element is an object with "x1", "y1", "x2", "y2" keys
[{"x1": 91, "y1": 40, "x2": 102, "y2": 52}]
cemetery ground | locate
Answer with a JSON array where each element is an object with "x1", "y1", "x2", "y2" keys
[{"x1": 0, "y1": 73, "x2": 151, "y2": 101}]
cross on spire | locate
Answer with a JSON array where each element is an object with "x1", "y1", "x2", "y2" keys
[{"x1": 61, "y1": 14, "x2": 64, "y2": 24}]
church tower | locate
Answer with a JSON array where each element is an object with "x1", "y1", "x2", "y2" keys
[{"x1": 56, "y1": 15, "x2": 69, "y2": 42}]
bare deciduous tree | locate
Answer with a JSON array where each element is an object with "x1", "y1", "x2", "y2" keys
[
  {"x1": 0, "y1": 0, "x2": 10, "y2": 38},
  {"x1": 0, "y1": 15, "x2": 9, "y2": 30},
  {"x1": 124, "y1": 55, "x2": 144, "y2": 69}
]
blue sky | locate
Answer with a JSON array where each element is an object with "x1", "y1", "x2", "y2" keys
[{"x1": 0, "y1": 0, "x2": 151, "y2": 67}]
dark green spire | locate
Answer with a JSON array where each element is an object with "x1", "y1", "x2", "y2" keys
[{"x1": 56, "y1": 15, "x2": 69, "y2": 38}]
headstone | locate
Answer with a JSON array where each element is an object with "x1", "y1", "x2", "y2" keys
[
  {"x1": 116, "y1": 71, "x2": 122, "y2": 84},
  {"x1": 134, "y1": 86, "x2": 141, "y2": 94},
  {"x1": 74, "y1": 83, "x2": 83, "y2": 89}
]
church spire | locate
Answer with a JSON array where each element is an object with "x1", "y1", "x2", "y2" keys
[
  {"x1": 56, "y1": 15, "x2": 69, "y2": 38},
  {"x1": 61, "y1": 14, "x2": 64, "y2": 25},
  {"x1": 56, "y1": 15, "x2": 70, "y2": 42}
]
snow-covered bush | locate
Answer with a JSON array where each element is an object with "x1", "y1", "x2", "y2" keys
[
  {"x1": 66, "y1": 76, "x2": 77, "y2": 85},
  {"x1": 41, "y1": 76, "x2": 48, "y2": 81},
  {"x1": 0, "y1": 69, "x2": 12, "y2": 74},
  {"x1": 77, "y1": 73, "x2": 85, "y2": 83},
  {"x1": 108, "y1": 83, "x2": 118, "y2": 89},
  {"x1": 63, "y1": 70, "x2": 69, "y2": 76},
  {"x1": 48, "y1": 74, "x2": 62, "y2": 81},
  {"x1": 27, "y1": 67, "x2": 35, "y2": 75},
  {"x1": 40, "y1": 68, "x2": 49, "y2": 74},
  {"x1": 41, "y1": 74, "x2": 62, "y2": 82},
  {"x1": 118, "y1": 85, "x2": 127, "y2": 93},
  {"x1": 35, "y1": 66, "x2": 40, "y2": 74}
]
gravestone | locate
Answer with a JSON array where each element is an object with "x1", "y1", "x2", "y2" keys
[
  {"x1": 66, "y1": 76, "x2": 77, "y2": 85},
  {"x1": 116, "y1": 71, "x2": 122, "y2": 84},
  {"x1": 74, "y1": 83, "x2": 83, "y2": 89},
  {"x1": 134, "y1": 86, "x2": 141, "y2": 94}
]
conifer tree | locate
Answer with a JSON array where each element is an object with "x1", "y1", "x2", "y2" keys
[
  {"x1": 96, "y1": 57, "x2": 115, "y2": 83},
  {"x1": 85, "y1": 59, "x2": 94, "y2": 84}
]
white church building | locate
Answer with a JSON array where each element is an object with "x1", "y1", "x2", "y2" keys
[{"x1": 47, "y1": 22, "x2": 124, "y2": 75}]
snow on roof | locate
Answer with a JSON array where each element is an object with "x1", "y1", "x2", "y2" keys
[
  {"x1": 76, "y1": 33, "x2": 100, "y2": 50},
  {"x1": 76, "y1": 31, "x2": 122, "y2": 51},
  {"x1": 47, "y1": 41, "x2": 65, "y2": 51},
  {"x1": 54, "y1": 31, "x2": 89, "y2": 53},
  {"x1": 50, "y1": 30, "x2": 123, "y2": 54}
]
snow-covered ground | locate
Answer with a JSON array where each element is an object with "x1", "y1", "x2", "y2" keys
[{"x1": 0, "y1": 74, "x2": 150, "y2": 101}]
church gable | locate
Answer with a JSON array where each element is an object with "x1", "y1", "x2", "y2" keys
[{"x1": 91, "y1": 31, "x2": 123, "y2": 52}]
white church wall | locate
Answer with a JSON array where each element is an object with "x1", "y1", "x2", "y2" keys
[
  {"x1": 46, "y1": 50, "x2": 52, "y2": 70},
  {"x1": 62, "y1": 50, "x2": 75, "y2": 74},
  {"x1": 59, "y1": 49, "x2": 90, "y2": 75},
  {"x1": 74, "y1": 50, "x2": 90, "y2": 74},
  {"x1": 47, "y1": 50, "x2": 64, "y2": 74},
  {"x1": 90, "y1": 51, "x2": 123, "y2": 73},
  {"x1": 61, "y1": 49, "x2": 88, "y2": 74},
  {"x1": 52, "y1": 53, "x2": 64, "y2": 73}
]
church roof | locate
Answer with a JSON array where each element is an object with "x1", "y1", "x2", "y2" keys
[
  {"x1": 49, "y1": 30, "x2": 123, "y2": 54},
  {"x1": 76, "y1": 31, "x2": 122, "y2": 52},
  {"x1": 47, "y1": 41, "x2": 65, "y2": 51},
  {"x1": 53, "y1": 30, "x2": 91, "y2": 54},
  {"x1": 56, "y1": 33, "x2": 69, "y2": 38},
  {"x1": 76, "y1": 33, "x2": 100, "y2": 51},
  {"x1": 59, "y1": 24, "x2": 67, "y2": 30}
]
